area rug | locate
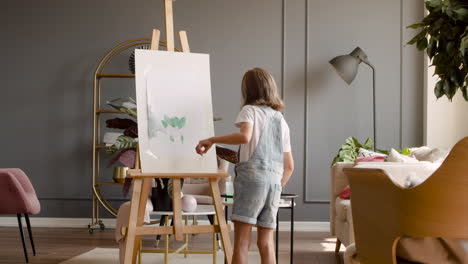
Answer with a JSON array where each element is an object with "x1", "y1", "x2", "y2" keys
[{"x1": 60, "y1": 248, "x2": 289, "y2": 264}]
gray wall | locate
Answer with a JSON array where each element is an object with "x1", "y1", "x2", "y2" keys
[{"x1": 1, "y1": 0, "x2": 423, "y2": 221}]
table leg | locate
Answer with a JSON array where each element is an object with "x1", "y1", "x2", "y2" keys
[
  {"x1": 224, "y1": 205, "x2": 229, "y2": 264},
  {"x1": 276, "y1": 211, "x2": 279, "y2": 264},
  {"x1": 291, "y1": 198, "x2": 294, "y2": 264}
]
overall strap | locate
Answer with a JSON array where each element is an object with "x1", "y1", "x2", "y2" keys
[{"x1": 250, "y1": 107, "x2": 283, "y2": 163}]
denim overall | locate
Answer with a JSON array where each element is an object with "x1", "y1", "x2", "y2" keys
[{"x1": 231, "y1": 106, "x2": 283, "y2": 228}]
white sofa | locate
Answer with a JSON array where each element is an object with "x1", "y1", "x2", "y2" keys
[{"x1": 330, "y1": 161, "x2": 441, "y2": 252}]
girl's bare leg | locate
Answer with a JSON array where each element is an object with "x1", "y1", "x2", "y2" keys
[
  {"x1": 257, "y1": 226, "x2": 275, "y2": 264},
  {"x1": 232, "y1": 221, "x2": 253, "y2": 264}
]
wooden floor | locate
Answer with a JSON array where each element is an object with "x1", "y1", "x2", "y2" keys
[{"x1": 0, "y1": 227, "x2": 344, "y2": 264}]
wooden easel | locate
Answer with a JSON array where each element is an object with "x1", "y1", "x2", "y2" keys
[{"x1": 122, "y1": 1, "x2": 233, "y2": 263}]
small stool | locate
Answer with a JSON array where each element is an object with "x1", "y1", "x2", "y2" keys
[{"x1": 139, "y1": 205, "x2": 219, "y2": 264}]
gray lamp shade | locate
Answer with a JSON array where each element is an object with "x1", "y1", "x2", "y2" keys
[
  {"x1": 329, "y1": 55, "x2": 360, "y2": 84},
  {"x1": 329, "y1": 47, "x2": 369, "y2": 85}
]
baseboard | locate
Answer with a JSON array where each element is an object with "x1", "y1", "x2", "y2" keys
[{"x1": 0, "y1": 217, "x2": 329, "y2": 232}]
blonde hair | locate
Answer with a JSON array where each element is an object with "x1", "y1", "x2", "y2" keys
[{"x1": 241, "y1": 68, "x2": 284, "y2": 111}]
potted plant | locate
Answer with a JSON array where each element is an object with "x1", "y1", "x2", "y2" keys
[{"x1": 408, "y1": 0, "x2": 468, "y2": 101}]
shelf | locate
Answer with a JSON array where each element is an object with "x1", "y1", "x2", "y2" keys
[
  {"x1": 96, "y1": 182, "x2": 125, "y2": 186},
  {"x1": 96, "y1": 109, "x2": 124, "y2": 114},
  {"x1": 96, "y1": 145, "x2": 111, "y2": 149},
  {"x1": 96, "y1": 73, "x2": 135, "y2": 79}
]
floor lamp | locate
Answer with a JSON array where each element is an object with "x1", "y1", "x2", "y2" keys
[{"x1": 329, "y1": 47, "x2": 377, "y2": 151}]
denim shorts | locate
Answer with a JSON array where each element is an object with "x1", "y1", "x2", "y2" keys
[{"x1": 231, "y1": 165, "x2": 282, "y2": 229}]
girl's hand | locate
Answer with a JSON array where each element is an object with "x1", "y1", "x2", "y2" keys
[{"x1": 195, "y1": 138, "x2": 213, "y2": 155}]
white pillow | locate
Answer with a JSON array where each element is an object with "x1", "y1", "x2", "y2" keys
[
  {"x1": 409, "y1": 146, "x2": 432, "y2": 160},
  {"x1": 386, "y1": 149, "x2": 419, "y2": 163},
  {"x1": 421, "y1": 148, "x2": 449, "y2": 163},
  {"x1": 403, "y1": 172, "x2": 425, "y2": 188},
  {"x1": 409, "y1": 146, "x2": 449, "y2": 162}
]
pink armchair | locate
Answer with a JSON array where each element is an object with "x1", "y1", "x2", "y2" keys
[{"x1": 0, "y1": 168, "x2": 41, "y2": 263}]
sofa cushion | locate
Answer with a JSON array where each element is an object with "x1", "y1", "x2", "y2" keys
[
  {"x1": 386, "y1": 149, "x2": 419, "y2": 163},
  {"x1": 354, "y1": 162, "x2": 440, "y2": 187},
  {"x1": 335, "y1": 197, "x2": 351, "y2": 222},
  {"x1": 358, "y1": 148, "x2": 387, "y2": 157}
]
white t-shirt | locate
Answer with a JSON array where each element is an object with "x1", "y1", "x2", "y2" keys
[{"x1": 235, "y1": 105, "x2": 291, "y2": 162}]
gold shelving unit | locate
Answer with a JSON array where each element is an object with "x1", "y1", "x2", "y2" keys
[{"x1": 89, "y1": 37, "x2": 176, "y2": 234}]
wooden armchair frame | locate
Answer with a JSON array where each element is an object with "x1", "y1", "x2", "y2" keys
[{"x1": 344, "y1": 137, "x2": 468, "y2": 264}]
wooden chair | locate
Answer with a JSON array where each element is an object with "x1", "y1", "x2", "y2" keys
[{"x1": 343, "y1": 137, "x2": 468, "y2": 264}]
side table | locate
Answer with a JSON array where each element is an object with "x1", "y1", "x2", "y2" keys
[
  {"x1": 221, "y1": 193, "x2": 298, "y2": 264},
  {"x1": 276, "y1": 194, "x2": 298, "y2": 264}
]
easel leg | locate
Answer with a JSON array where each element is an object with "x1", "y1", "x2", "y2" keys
[
  {"x1": 138, "y1": 240, "x2": 142, "y2": 264},
  {"x1": 213, "y1": 215, "x2": 217, "y2": 264},
  {"x1": 123, "y1": 178, "x2": 143, "y2": 264},
  {"x1": 132, "y1": 178, "x2": 151, "y2": 264},
  {"x1": 209, "y1": 179, "x2": 233, "y2": 264},
  {"x1": 172, "y1": 178, "x2": 184, "y2": 241}
]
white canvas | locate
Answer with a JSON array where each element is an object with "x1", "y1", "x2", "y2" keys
[{"x1": 135, "y1": 50, "x2": 217, "y2": 173}]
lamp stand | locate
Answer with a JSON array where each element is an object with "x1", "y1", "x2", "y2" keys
[{"x1": 363, "y1": 61, "x2": 376, "y2": 151}]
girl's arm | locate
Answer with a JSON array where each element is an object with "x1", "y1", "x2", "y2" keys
[
  {"x1": 281, "y1": 152, "x2": 294, "y2": 187},
  {"x1": 195, "y1": 122, "x2": 253, "y2": 155}
]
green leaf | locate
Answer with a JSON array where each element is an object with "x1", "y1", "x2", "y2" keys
[
  {"x1": 462, "y1": 85, "x2": 468, "y2": 101},
  {"x1": 417, "y1": 37, "x2": 428, "y2": 50},
  {"x1": 352, "y1": 137, "x2": 362, "y2": 149},
  {"x1": 435, "y1": 80, "x2": 445, "y2": 99},
  {"x1": 446, "y1": 41, "x2": 457, "y2": 56},
  {"x1": 363, "y1": 138, "x2": 374, "y2": 150},
  {"x1": 463, "y1": 53, "x2": 468, "y2": 67},
  {"x1": 161, "y1": 120, "x2": 168, "y2": 128},
  {"x1": 376, "y1": 149, "x2": 390, "y2": 155},
  {"x1": 400, "y1": 148, "x2": 412, "y2": 156},
  {"x1": 331, "y1": 137, "x2": 370, "y2": 165},
  {"x1": 449, "y1": 68, "x2": 464, "y2": 86},
  {"x1": 443, "y1": 79, "x2": 457, "y2": 100},
  {"x1": 427, "y1": 38, "x2": 437, "y2": 59},
  {"x1": 120, "y1": 108, "x2": 137, "y2": 119},
  {"x1": 407, "y1": 29, "x2": 427, "y2": 45},
  {"x1": 107, "y1": 136, "x2": 137, "y2": 153},
  {"x1": 443, "y1": 79, "x2": 451, "y2": 97},
  {"x1": 407, "y1": 23, "x2": 423, "y2": 29},
  {"x1": 454, "y1": 8, "x2": 468, "y2": 23},
  {"x1": 460, "y1": 35, "x2": 468, "y2": 56},
  {"x1": 434, "y1": 65, "x2": 447, "y2": 75},
  {"x1": 426, "y1": 0, "x2": 443, "y2": 10}
]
